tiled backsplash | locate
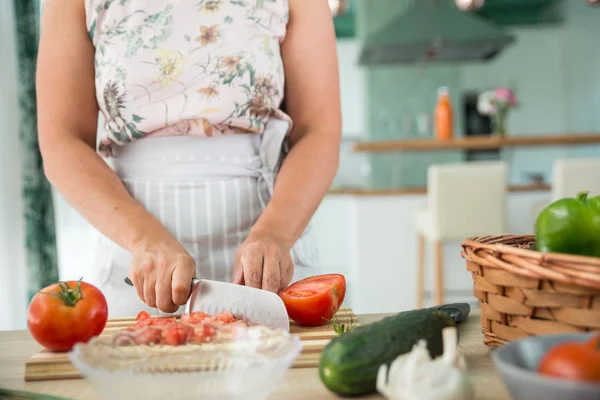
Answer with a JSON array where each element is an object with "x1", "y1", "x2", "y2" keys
[{"x1": 346, "y1": 0, "x2": 600, "y2": 189}]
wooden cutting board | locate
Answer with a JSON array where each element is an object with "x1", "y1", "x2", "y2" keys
[{"x1": 24, "y1": 307, "x2": 358, "y2": 382}]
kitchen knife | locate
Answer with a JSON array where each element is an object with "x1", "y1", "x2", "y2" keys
[
  {"x1": 428, "y1": 302, "x2": 471, "y2": 325},
  {"x1": 124, "y1": 277, "x2": 290, "y2": 331}
]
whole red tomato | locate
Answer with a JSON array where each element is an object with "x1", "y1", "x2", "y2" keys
[
  {"x1": 279, "y1": 274, "x2": 346, "y2": 326},
  {"x1": 538, "y1": 338, "x2": 600, "y2": 383},
  {"x1": 27, "y1": 280, "x2": 108, "y2": 352}
]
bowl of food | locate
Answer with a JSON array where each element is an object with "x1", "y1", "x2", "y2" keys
[
  {"x1": 69, "y1": 315, "x2": 302, "y2": 400},
  {"x1": 491, "y1": 333, "x2": 600, "y2": 400}
]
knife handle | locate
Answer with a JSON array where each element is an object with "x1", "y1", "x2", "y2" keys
[{"x1": 429, "y1": 303, "x2": 471, "y2": 324}]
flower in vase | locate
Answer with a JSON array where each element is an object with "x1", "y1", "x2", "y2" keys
[
  {"x1": 477, "y1": 87, "x2": 518, "y2": 137},
  {"x1": 494, "y1": 87, "x2": 518, "y2": 107},
  {"x1": 477, "y1": 91, "x2": 497, "y2": 116}
]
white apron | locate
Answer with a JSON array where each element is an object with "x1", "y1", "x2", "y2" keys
[{"x1": 89, "y1": 119, "x2": 318, "y2": 318}]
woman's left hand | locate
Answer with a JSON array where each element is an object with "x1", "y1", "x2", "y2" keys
[{"x1": 232, "y1": 231, "x2": 295, "y2": 293}]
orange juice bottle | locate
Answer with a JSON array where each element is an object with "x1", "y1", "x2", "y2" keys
[{"x1": 435, "y1": 86, "x2": 453, "y2": 140}]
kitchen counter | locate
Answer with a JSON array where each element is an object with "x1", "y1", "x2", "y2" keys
[
  {"x1": 328, "y1": 183, "x2": 550, "y2": 196},
  {"x1": 0, "y1": 309, "x2": 510, "y2": 399}
]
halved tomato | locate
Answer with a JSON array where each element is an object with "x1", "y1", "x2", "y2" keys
[{"x1": 279, "y1": 274, "x2": 346, "y2": 326}]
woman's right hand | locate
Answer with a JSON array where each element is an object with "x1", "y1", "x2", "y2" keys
[
  {"x1": 37, "y1": 0, "x2": 196, "y2": 315},
  {"x1": 129, "y1": 234, "x2": 196, "y2": 313}
]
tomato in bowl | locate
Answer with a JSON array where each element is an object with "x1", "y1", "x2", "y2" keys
[
  {"x1": 491, "y1": 333, "x2": 600, "y2": 400},
  {"x1": 537, "y1": 334, "x2": 600, "y2": 383}
]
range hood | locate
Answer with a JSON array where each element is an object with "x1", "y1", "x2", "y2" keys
[{"x1": 359, "y1": 0, "x2": 516, "y2": 65}]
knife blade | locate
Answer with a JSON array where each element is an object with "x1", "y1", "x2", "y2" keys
[{"x1": 124, "y1": 277, "x2": 290, "y2": 331}]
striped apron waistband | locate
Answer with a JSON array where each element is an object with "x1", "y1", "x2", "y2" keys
[{"x1": 110, "y1": 118, "x2": 291, "y2": 209}]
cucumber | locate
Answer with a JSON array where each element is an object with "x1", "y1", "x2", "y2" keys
[
  {"x1": 0, "y1": 388, "x2": 69, "y2": 400},
  {"x1": 318, "y1": 309, "x2": 456, "y2": 397}
]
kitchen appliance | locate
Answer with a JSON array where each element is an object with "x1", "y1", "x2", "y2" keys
[
  {"x1": 358, "y1": 0, "x2": 515, "y2": 65},
  {"x1": 463, "y1": 91, "x2": 500, "y2": 161}
]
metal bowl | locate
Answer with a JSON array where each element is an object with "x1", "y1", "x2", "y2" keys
[{"x1": 491, "y1": 333, "x2": 600, "y2": 400}]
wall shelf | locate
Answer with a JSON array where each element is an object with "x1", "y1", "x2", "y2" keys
[{"x1": 352, "y1": 133, "x2": 600, "y2": 153}]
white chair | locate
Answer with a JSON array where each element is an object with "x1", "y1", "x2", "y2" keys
[
  {"x1": 531, "y1": 158, "x2": 600, "y2": 228},
  {"x1": 552, "y1": 158, "x2": 600, "y2": 200},
  {"x1": 415, "y1": 161, "x2": 508, "y2": 308}
]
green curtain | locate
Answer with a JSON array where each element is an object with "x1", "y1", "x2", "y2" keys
[{"x1": 13, "y1": 0, "x2": 59, "y2": 298}]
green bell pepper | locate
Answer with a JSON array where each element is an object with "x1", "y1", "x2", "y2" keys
[{"x1": 535, "y1": 191, "x2": 600, "y2": 257}]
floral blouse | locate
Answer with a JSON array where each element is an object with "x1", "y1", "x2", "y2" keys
[{"x1": 85, "y1": 0, "x2": 290, "y2": 156}]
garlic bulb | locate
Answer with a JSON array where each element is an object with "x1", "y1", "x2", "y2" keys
[{"x1": 376, "y1": 327, "x2": 474, "y2": 400}]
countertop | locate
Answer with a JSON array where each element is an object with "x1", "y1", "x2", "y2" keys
[
  {"x1": 328, "y1": 183, "x2": 550, "y2": 196},
  {"x1": 0, "y1": 309, "x2": 511, "y2": 400}
]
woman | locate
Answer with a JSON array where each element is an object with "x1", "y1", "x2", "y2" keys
[{"x1": 37, "y1": 0, "x2": 341, "y2": 317}]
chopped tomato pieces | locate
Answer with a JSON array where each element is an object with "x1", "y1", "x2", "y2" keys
[
  {"x1": 161, "y1": 324, "x2": 194, "y2": 346},
  {"x1": 136, "y1": 311, "x2": 151, "y2": 321},
  {"x1": 193, "y1": 323, "x2": 219, "y2": 343},
  {"x1": 215, "y1": 311, "x2": 235, "y2": 324},
  {"x1": 119, "y1": 310, "x2": 249, "y2": 346},
  {"x1": 134, "y1": 328, "x2": 162, "y2": 346},
  {"x1": 181, "y1": 311, "x2": 213, "y2": 325}
]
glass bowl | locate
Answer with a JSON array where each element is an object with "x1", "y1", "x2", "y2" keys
[{"x1": 69, "y1": 325, "x2": 303, "y2": 400}]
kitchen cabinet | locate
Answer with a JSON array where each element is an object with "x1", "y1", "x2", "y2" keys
[
  {"x1": 476, "y1": 0, "x2": 561, "y2": 26},
  {"x1": 312, "y1": 189, "x2": 551, "y2": 315},
  {"x1": 333, "y1": 0, "x2": 558, "y2": 36},
  {"x1": 309, "y1": 196, "x2": 358, "y2": 308},
  {"x1": 333, "y1": 0, "x2": 356, "y2": 38}
]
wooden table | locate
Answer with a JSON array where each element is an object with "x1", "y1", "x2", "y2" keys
[{"x1": 0, "y1": 310, "x2": 511, "y2": 400}]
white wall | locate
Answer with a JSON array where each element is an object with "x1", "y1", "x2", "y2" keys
[
  {"x1": 460, "y1": 26, "x2": 569, "y2": 186},
  {"x1": 309, "y1": 196, "x2": 359, "y2": 307},
  {"x1": 461, "y1": 27, "x2": 567, "y2": 135},
  {"x1": 458, "y1": 5, "x2": 600, "y2": 184},
  {"x1": 333, "y1": 39, "x2": 369, "y2": 189},
  {"x1": 52, "y1": 194, "x2": 97, "y2": 282},
  {"x1": 0, "y1": 1, "x2": 29, "y2": 331},
  {"x1": 337, "y1": 39, "x2": 365, "y2": 138}
]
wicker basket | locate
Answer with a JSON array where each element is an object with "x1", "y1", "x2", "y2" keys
[{"x1": 461, "y1": 234, "x2": 600, "y2": 347}]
